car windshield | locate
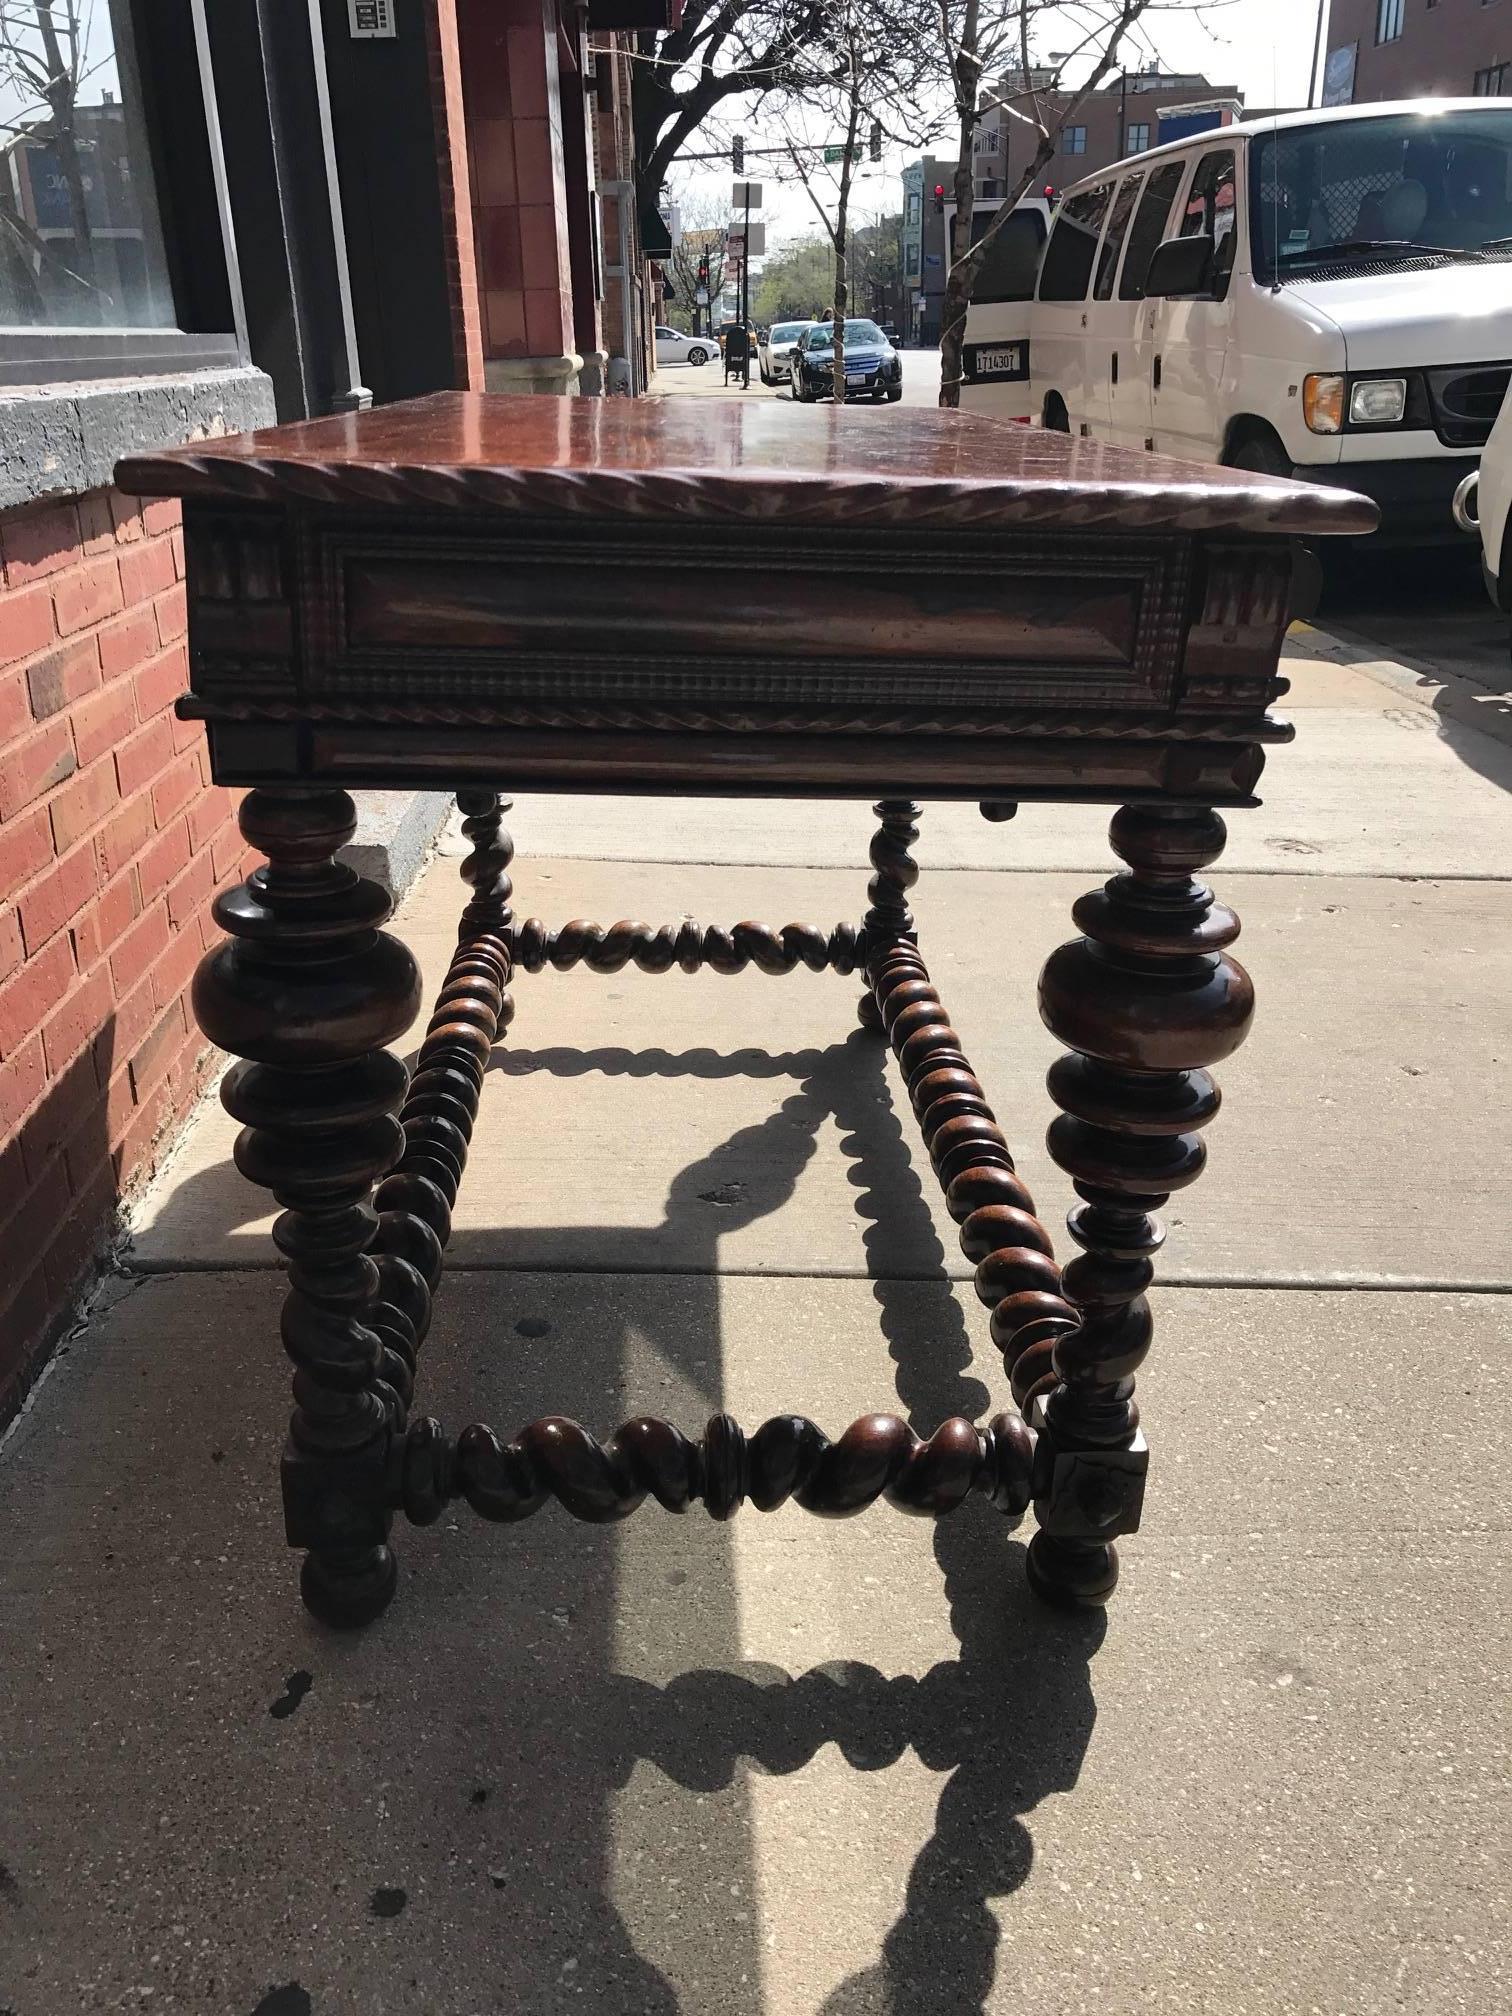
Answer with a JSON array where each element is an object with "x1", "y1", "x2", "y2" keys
[
  {"x1": 771, "y1": 323, "x2": 809, "y2": 342},
  {"x1": 1251, "y1": 109, "x2": 1512, "y2": 280},
  {"x1": 807, "y1": 319, "x2": 886, "y2": 348}
]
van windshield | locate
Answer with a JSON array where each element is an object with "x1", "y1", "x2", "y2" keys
[{"x1": 1251, "y1": 109, "x2": 1512, "y2": 280}]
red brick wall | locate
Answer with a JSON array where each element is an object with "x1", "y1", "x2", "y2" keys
[{"x1": 0, "y1": 488, "x2": 256, "y2": 1423}]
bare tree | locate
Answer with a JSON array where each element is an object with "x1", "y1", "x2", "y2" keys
[
  {"x1": 633, "y1": 0, "x2": 833, "y2": 215},
  {"x1": 663, "y1": 185, "x2": 732, "y2": 332},
  {"x1": 933, "y1": 0, "x2": 1152, "y2": 407}
]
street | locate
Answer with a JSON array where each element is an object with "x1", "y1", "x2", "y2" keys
[{"x1": 653, "y1": 349, "x2": 943, "y2": 407}]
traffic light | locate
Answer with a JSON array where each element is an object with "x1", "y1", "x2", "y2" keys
[
  {"x1": 933, "y1": 183, "x2": 946, "y2": 213},
  {"x1": 733, "y1": 134, "x2": 745, "y2": 174},
  {"x1": 868, "y1": 120, "x2": 882, "y2": 163}
]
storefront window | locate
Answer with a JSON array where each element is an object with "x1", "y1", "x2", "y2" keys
[{"x1": 0, "y1": 1, "x2": 174, "y2": 329}]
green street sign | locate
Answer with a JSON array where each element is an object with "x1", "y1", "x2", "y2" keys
[{"x1": 823, "y1": 144, "x2": 850, "y2": 164}]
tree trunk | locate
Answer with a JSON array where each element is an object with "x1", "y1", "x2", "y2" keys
[
  {"x1": 831, "y1": 84, "x2": 862, "y2": 403},
  {"x1": 937, "y1": 0, "x2": 979, "y2": 410}
]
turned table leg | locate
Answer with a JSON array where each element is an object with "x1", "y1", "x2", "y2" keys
[
  {"x1": 193, "y1": 788, "x2": 421, "y2": 1627},
  {"x1": 1029, "y1": 806, "x2": 1254, "y2": 1608},
  {"x1": 858, "y1": 798, "x2": 921, "y2": 1030}
]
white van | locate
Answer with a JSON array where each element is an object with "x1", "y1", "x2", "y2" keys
[
  {"x1": 953, "y1": 195, "x2": 1051, "y2": 418},
  {"x1": 969, "y1": 101, "x2": 1512, "y2": 540}
]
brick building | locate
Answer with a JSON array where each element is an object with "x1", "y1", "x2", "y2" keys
[
  {"x1": 1323, "y1": 0, "x2": 1512, "y2": 102},
  {"x1": 0, "y1": 0, "x2": 662, "y2": 1423},
  {"x1": 981, "y1": 68, "x2": 1243, "y2": 195}
]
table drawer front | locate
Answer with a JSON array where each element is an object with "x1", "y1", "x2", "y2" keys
[{"x1": 302, "y1": 523, "x2": 1189, "y2": 713}]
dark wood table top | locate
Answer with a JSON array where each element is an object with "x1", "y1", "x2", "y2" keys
[{"x1": 117, "y1": 389, "x2": 1378, "y2": 539}]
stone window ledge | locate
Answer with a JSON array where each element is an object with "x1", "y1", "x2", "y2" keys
[{"x1": 0, "y1": 363, "x2": 276, "y2": 513}]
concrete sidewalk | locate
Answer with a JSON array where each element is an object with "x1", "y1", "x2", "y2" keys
[{"x1": 3, "y1": 623, "x2": 1510, "y2": 2015}]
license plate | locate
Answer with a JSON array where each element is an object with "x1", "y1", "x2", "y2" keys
[
  {"x1": 977, "y1": 344, "x2": 1024, "y2": 375},
  {"x1": 846, "y1": 374, "x2": 867, "y2": 387}
]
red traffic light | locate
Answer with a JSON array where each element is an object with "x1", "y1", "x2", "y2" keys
[
  {"x1": 1043, "y1": 183, "x2": 1055, "y2": 198},
  {"x1": 932, "y1": 183, "x2": 946, "y2": 212}
]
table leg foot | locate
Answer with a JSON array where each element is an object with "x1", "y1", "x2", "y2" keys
[
  {"x1": 1025, "y1": 1532, "x2": 1119, "y2": 1610},
  {"x1": 300, "y1": 1543, "x2": 400, "y2": 1629}
]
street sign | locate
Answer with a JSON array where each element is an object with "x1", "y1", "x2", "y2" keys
[
  {"x1": 732, "y1": 181, "x2": 763, "y2": 210},
  {"x1": 695, "y1": 286, "x2": 709, "y2": 306},
  {"x1": 726, "y1": 222, "x2": 766, "y2": 256},
  {"x1": 823, "y1": 145, "x2": 849, "y2": 165}
]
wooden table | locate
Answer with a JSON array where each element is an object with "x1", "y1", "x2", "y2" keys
[{"x1": 119, "y1": 392, "x2": 1374, "y2": 1629}]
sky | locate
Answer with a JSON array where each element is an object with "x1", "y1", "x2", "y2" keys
[{"x1": 666, "y1": 0, "x2": 1326, "y2": 245}]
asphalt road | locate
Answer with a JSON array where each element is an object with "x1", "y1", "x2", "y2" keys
[{"x1": 653, "y1": 349, "x2": 943, "y2": 407}]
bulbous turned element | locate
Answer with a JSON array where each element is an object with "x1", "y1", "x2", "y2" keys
[
  {"x1": 193, "y1": 787, "x2": 423, "y2": 1628},
  {"x1": 1028, "y1": 804, "x2": 1253, "y2": 1611},
  {"x1": 510, "y1": 915, "x2": 868, "y2": 976},
  {"x1": 391, "y1": 1407, "x2": 1038, "y2": 1528}
]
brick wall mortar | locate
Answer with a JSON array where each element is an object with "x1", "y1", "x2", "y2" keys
[{"x1": 0, "y1": 484, "x2": 258, "y2": 1424}]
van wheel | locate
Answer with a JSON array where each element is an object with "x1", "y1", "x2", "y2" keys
[
  {"x1": 1225, "y1": 427, "x2": 1291, "y2": 478},
  {"x1": 1043, "y1": 395, "x2": 1069, "y2": 433}
]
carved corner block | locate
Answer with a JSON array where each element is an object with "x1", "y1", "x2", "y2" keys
[
  {"x1": 1033, "y1": 1429, "x2": 1149, "y2": 1542},
  {"x1": 281, "y1": 1435, "x2": 392, "y2": 1554}
]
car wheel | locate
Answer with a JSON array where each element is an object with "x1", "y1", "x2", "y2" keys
[
  {"x1": 687, "y1": 347, "x2": 708, "y2": 367},
  {"x1": 886, "y1": 388, "x2": 902, "y2": 403}
]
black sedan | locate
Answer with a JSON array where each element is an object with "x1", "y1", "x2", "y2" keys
[{"x1": 790, "y1": 319, "x2": 903, "y2": 404}]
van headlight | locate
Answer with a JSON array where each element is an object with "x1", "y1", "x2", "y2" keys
[
  {"x1": 1348, "y1": 377, "x2": 1408, "y2": 425},
  {"x1": 1303, "y1": 374, "x2": 1344, "y2": 434}
]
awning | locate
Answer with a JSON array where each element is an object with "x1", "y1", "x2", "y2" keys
[
  {"x1": 640, "y1": 205, "x2": 673, "y2": 260},
  {"x1": 586, "y1": 0, "x2": 678, "y2": 29}
]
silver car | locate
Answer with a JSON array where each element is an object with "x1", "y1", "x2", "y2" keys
[{"x1": 759, "y1": 320, "x2": 814, "y2": 386}]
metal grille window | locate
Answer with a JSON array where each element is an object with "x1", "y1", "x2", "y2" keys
[
  {"x1": 1375, "y1": 0, "x2": 1404, "y2": 43},
  {"x1": 1064, "y1": 126, "x2": 1087, "y2": 155},
  {"x1": 1126, "y1": 123, "x2": 1150, "y2": 153}
]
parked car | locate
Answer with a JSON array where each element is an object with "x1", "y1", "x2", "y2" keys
[
  {"x1": 960, "y1": 100, "x2": 1512, "y2": 542},
  {"x1": 759, "y1": 320, "x2": 815, "y2": 385},
  {"x1": 790, "y1": 319, "x2": 903, "y2": 403},
  {"x1": 654, "y1": 325, "x2": 712, "y2": 367},
  {"x1": 1453, "y1": 383, "x2": 1512, "y2": 611}
]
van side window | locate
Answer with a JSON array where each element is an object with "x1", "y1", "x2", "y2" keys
[
  {"x1": 1037, "y1": 183, "x2": 1113, "y2": 301},
  {"x1": 1118, "y1": 161, "x2": 1185, "y2": 299},
  {"x1": 1178, "y1": 149, "x2": 1239, "y2": 299},
  {"x1": 1093, "y1": 173, "x2": 1145, "y2": 299},
  {"x1": 971, "y1": 206, "x2": 1048, "y2": 304}
]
